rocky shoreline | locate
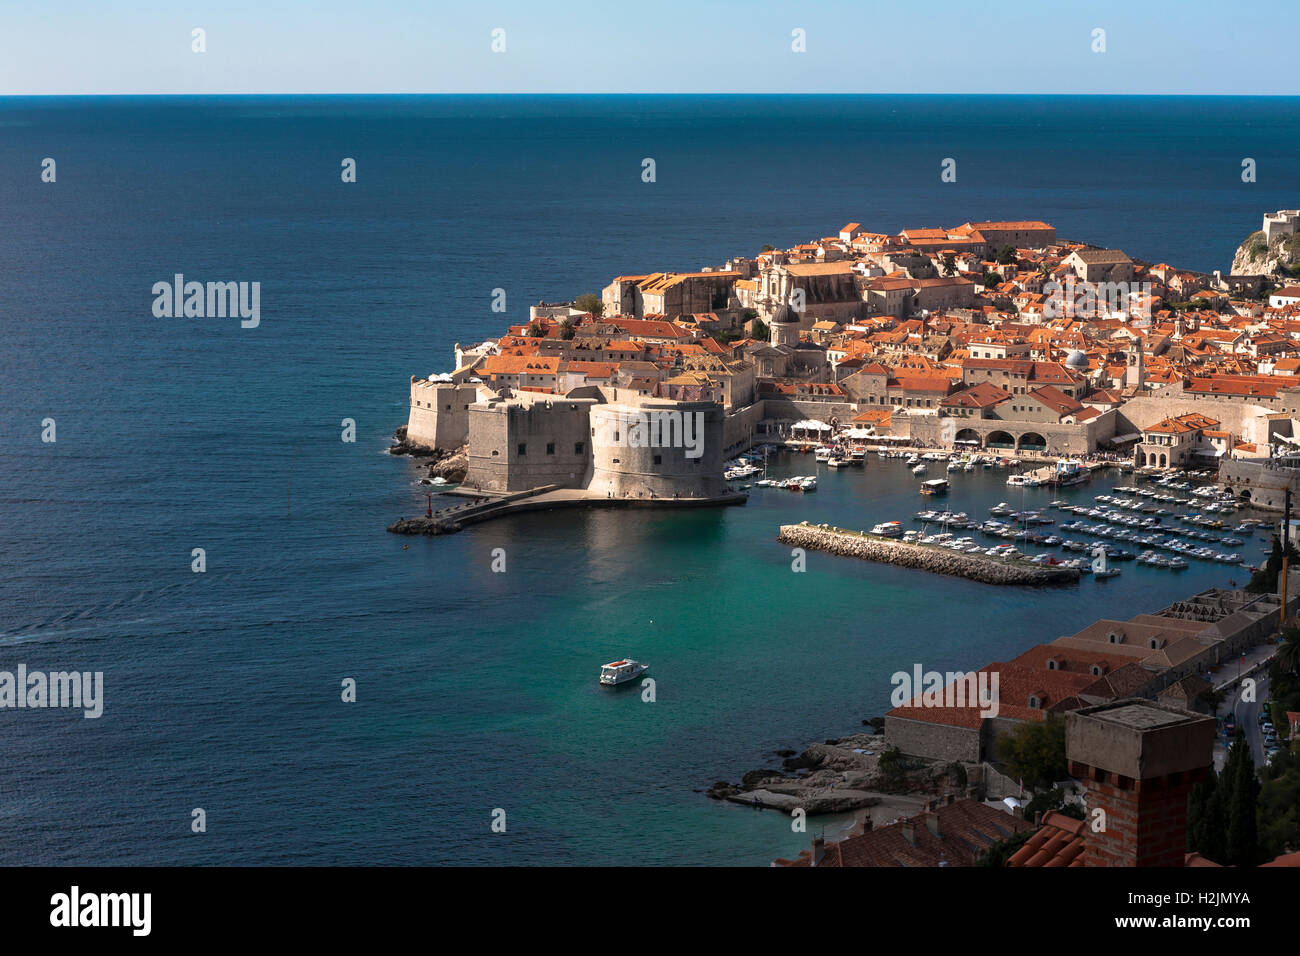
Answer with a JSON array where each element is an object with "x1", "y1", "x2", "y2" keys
[
  {"x1": 778, "y1": 523, "x2": 1080, "y2": 586},
  {"x1": 389, "y1": 426, "x2": 469, "y2": 483},
  {"x1": 706, "y1": 732, "x2": 957, "y2": 815}
]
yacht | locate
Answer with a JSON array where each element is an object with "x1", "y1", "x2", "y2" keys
[
  {"x1": 599, "y1": 659, "x2": 649, "y2": 686},
  {"x1": 871, "y1": 521, "x2": 904, "y2": 537}
]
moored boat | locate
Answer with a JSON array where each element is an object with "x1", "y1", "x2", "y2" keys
[{"x1": 599, "y1": 659, "x2": 649, "y2": 686}]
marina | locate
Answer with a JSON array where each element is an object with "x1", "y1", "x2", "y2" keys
[{"x1": 732, "y1": 445, "x2": 1276, "y2": 586}]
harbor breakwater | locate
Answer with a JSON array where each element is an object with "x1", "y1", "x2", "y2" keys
[{"x1": 777, "y1": 524, "x2": 1081, "y2": 586}]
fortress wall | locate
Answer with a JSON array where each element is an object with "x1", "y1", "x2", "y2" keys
[
  {"x1": 1218, "y1": 458, "x2": 1300, "y2": 511},
  {"x1": 723, "y1": 402, "x2": 764, "y2": 456},
  {"x1": 759, "y1": 398, "x2": 859, "y2": 427},
  {"x1": 464, "y1": 399, "x2": 594, "y2": 493},
  {"x1": 406, "y1": 379, "x2": 479, "y2": 450},
  {"x1": 1114, "y1": 389, "x2": 1273, "y2": 442},
  {"x1": 589, "y1": 402, "x2": 726, "y2": 499}
]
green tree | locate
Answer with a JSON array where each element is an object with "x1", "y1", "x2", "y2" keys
[
  {"x1": 1224, "y1": 733, "x2": 1260, "y2": 866},
  {"x1": 574, "y1": 293, "x2": 604, "y2": 317},
  {"x1": 750, "y1": 317, "x2": 770, "y2": 341},
  {"x1": 1000, "y1": 713, "x2": 1067, "y2": 790},
  {"x1": 524, "y1": 322, "x2": 543, "y2": 338},
  {"x1": 557, "y1": 318, "x2": 576, "y2": 341},
  {"x1": 1275, "y1": 626, "x2": 1300, "y2": 678},
  {"x1": 1187, "y1": 772, "x2": 1226, "y2": 862}
]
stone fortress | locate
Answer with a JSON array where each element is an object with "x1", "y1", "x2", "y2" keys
[
  {"x1": 1263, "y1": 209, "x2": 1300, "y2": 243},
  {"x1": 406, "y1": 371, "x2": 729, "y2": 502}
]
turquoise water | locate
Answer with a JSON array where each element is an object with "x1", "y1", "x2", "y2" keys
[{"x1": 0, "y1": 95, "x2": 1292, "y2": 865}]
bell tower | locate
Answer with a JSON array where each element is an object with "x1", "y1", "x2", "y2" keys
[{"x1": 1125, "y1": 340, "x2": 1145, "y2": 388}]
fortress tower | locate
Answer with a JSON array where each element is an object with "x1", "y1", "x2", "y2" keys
[{"x1": 1263, "y1": 210, "x2": 1300, "y2": 244}]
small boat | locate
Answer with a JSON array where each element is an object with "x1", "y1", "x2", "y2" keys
[
  {"x1": 871, "y1": 521, "x2": 905, "y2": 537},
  {"x1": 800, "y1": 478, "x2": 818, "y2": 492},
  {"x1": 599, "y1": 659, "x2": 649, "y2": 686},
  {"x1": 1092, "y1": 547, "x2": 1121, "y2": 580},
  {"x1": 827, "y1": 456, "x2": 849, "y2": 468},
  {"x1": 912, "y1": 463, "x2": 928, "y2": 475},
  {"x1": 920, "y1": 478, "x2": 950, "y2": 496}
]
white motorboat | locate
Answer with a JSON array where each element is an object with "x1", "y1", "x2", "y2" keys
[
  {"x1": 1092, "y1": 546, "x2": 1121, "y2": 580},
  {"x1": 912, "y1": 463, "x2": 928, "y2": 475},
  {"x1": 599, "y1": 659, "x2": 649, "y2": 686},
  {"x1": 800, "y1": 477, "x2": 818, "y2": 492}
]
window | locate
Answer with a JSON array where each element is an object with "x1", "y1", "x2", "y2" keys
[
  {"x1": 653, "y1": 455, "x2": 662, "y2": 465},
  {"x1": 546, "y1": 443, "x2": 556, "y2": 455},
  {"x1": 517, "y1": 443, "x2": 526, "y2": 456},
  {"x1": 575, "y1": 442, "x2": 584, "y2": 454}
]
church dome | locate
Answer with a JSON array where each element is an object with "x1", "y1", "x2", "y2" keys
[
  {"x1": 771, "y1": 302, "x2": 797, "y2": 325},
  {"x1": 1064, "y1": 349, "x2": 1088, "y2": 368}
]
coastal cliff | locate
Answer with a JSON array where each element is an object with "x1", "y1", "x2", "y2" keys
[
  {"x1": 1230, "y1": 229, "x2": 1300, "y2": 277},
  {"x1": 778, "y1": 524, "x2": 1080, "y2": 586}
]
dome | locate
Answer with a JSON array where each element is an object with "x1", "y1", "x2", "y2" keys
[
  {"x1": 771, "y1": 302, "x2": 797, "y2": 325},
  {"x1": 1064, "y1": 350, "x2": 1088, "y2": 368}
]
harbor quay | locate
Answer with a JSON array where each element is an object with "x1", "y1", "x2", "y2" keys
[
  {"x1": 777, "y1": 522, "x2": 1081, "y2": 585},
  {"x1": 388, "y1": 484, "x2": 746, "y2": 536}
]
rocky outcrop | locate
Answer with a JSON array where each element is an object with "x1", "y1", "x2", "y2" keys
[
  {"x1": 386, "y1": 516, "x2": 461, "y2": 535},
  {"x1": 389, "y1": 425, "x2": 468, "y2": 481},
  {"x1": 428, "y1": 449, "x2": 468, "y2": 483},
  {"x1": 705, "y1": 734, "x2": 944, "y2": 814},
  {"x1": 1231, "y1": 229, "x2": 1300, "y2": 277},
  {"x1": 778, "y1": 524, "x2": 1080, "y2": 586}
]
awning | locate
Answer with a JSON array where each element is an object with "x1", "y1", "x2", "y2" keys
[
  {"x1": 1110, "y1": 432, "x2": 1142, "y2": 443},
  {"x1": 791, "y1": 420, "x2": 832, "y2": 431},
  {"x1": 842, "y1": 427, "x2": 875, "y2": 438}
]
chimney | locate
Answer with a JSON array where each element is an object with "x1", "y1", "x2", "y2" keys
[
  {"x1": 899, "y1": 822, "x2": 916, "y2": 846},
  {"x1": 925, "y1": 813, "x2": 941, "y2": 838},
  {"x1": 811, "y1": 835, "x2": 825, "y2": 864},
  {"x1": 1066, "y1": 699, "x2": 1215, "y2": 867}
]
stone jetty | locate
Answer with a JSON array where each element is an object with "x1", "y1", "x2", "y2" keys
[{"x1": 778, "y1": 523, "x2": 1080, "y2": 586}]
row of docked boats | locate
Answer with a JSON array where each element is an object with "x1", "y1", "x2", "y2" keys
[{"x1": 754, "y1": 476, "x2": 817, "y2": 492}]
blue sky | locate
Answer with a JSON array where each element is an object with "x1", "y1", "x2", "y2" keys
[{"x1": 1, "y1": 0, "x2": 1295, "y2": 95}]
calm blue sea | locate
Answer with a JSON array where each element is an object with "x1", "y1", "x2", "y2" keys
[{"x1": 0, "y1": 95, "x2": 1296, "y2": 865}]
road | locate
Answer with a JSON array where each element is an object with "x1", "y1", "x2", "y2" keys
[{"x1": 1214, "y1": 664, "x2": 1273, "y2": 773}]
